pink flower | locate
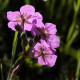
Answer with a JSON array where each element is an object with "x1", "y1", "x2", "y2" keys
[
  {"x1": 32, "y1": 41, "x2": 57, "y2": 67},
  {"x1": 7, "y1": 5, "x2": 43, "y2": 31},
  {"x1": 31, "y1": 23, "x2": 60, "y2": 50},
  {"x1": 31, "y1": 22, "x2": 57, "y2": 39}
]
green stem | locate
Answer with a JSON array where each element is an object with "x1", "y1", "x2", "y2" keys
[
  {"x1": 76, "y1": 50, "x2": 80, "y2": 80},
  {"x1": 7, "y1": 32, "x2": 18, "y2": 80},
  {"x1": 10, "y1": 41, "x2": 37, "y2": 80}
]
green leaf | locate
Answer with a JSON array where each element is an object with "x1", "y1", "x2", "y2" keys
[
  {"x1": 65, "y1": 28, "x2": 79, "y2": 54},
  {"x1": 67, "y1": 0, "x2": 80, "y2": 41},
  {"x1": 11, "y1": 31, "x2": 18, "y2": 66},
  {"x1": 76, "y1": 50, "x2": 80, "y2": 80},
  {"x1": 66, "y1": 14, "x2": 77, "y2": 41},
  {"x1": 74, "y1": 0, "x2": 80, "y2": 12},
  {"x1": 12, "y1": 56, "x2": 22, "y2": 69},
  {"x1": 7, "y1": 32, "x2": 18, "y2": 80}
]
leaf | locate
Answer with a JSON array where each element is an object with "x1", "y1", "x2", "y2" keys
[
  {"x1": 74, "y1": 0, "x2": 80, "y2": 12},
  {"x1": 11, "y1": 31, "x2": 18, "y2": 65},
  {"x1": 65, "y1": 28, "x2": 79, "y2": 54},
  {"x1": 67, "y1": 0, "x2": 80, "y2": 41},
  {"x1": 76, "y1": 50, "x2": 80, "y2": 80},
  {"x1": 66, "y1": 15, "x2": 76, "y2": 41},
  {"x1": 12, "y1": 56, "x2": 22, "y2": 69},
  {"x1": 7, "y1": 32, "x2": 18, "y2": 80}
]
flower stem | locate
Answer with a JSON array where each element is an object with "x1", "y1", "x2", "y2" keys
[
  {"x1": 10, "y1": 43, "x2": 36, "y2": 80},
  {"x1": 11, "y1": 57, "x2": 25, "y2": 80}
]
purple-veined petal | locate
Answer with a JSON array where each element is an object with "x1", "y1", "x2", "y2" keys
[
  {"x1": 20, "y1": 5, "x2": 35, "y2": 15},
  {"x1": 31, "y1": 25, "x2": 40, "y2": 37},
  {"x1": 26, "y1": 12, "x2": 43, "y2": 28},
  {"x1": 7, "y1": 11, "x2": 21, "y2": 21},
  {"x1": 36, "y1": 21, "x2": 44, "y2": 28},
  {"x1": 31, "y1": 20, "x2": 44, "y2": 37},
  {"x1": 30, "y1": 12, "x2": 43, "y2": 21},
  {"x1": 38, "y1": 56, "x2": 47, "y2": 65},
  {"x1": 34, "y1": 43, "x2": 42, "y2": 52},
  {"x1": 40, "y1": 39, "x2": 50, "y2": 48},
  {"x1": 51, "y1": 49, "x2": 56, "y2": 54},
  {"x1": 8, "y1": 22, "x2": 21, "y2": 31},
  {"x1": 45, "y1": 54, "x2": 57, "y2": 67},
  {"x1": 47, "y1": 35, "x2": 60, "y2": 49},
  {"x1": 45, "y1": 23, "x2": 57, "y2": 35},
  {"x1": 33, "y1": 52, "x2": 40, "y2": 58},
  {"x1": 28, "y1": 17, "x2": 43, "y2": 28},
  {"x1": 8, "y1": 22, "x2": 17, "y2": 31},
  {"x1": 33, "y1": 43, "x2": 42, "y2": 57},
  {"x1": 24, "y1": 22, "x2": 32, "y2": 31}
]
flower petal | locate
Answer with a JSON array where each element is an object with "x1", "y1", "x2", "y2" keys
[
  {"x1": 38, "y1": 56, "x2": 46, "y2": 65},
  {"x1": 24, "y1": 22, "x2": 32, "y2": 31},
  {"x1": 45, "y1": 55, "x2": 57, "y2": 67},
  {"x1": 27, "y1": 12, "x2": 43, "y2": 28},
  {"x1": 32, "y1": 43, "x2": 42, "y2": 57},
  {"x1": 8, "y1": 22, "x2": 17, "y2": 31},
  {"x1": 31, "y1": 25, "x2": 40, "y2": 37},
  {"x1": 40, "y1": 39, "x2": 50, "y2": 48},
  {"x1": 30, "y1": 12, "x2": 43, "y2": 21},
  {"x1": 7, "y1": 11, "x2": 21, "y2": 21},
  {"x1": 31, "y1": 21, "x2": 44, "y2": 37},
  {"x1": 45, "y1": 23, "x2": 57, "y2": 35},
  {"x1": 20, "y1": 5, "x2": 35, "y2": 15},
  {"x1": 47, "y1": 35, "x2": 60, "y2": 49},
  {"x1": 34, "y1": 43, "x2": 42, "y2": 52},
  {"x1": 38, "y1": 54, "x2": 57, "y2": 67}
]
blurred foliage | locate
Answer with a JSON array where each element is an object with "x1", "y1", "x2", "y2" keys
[{"x1": 0, "y1": 0, "x2": 80, "y2": 80}]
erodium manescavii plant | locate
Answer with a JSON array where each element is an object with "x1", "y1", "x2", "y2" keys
[{"x1": 7, "y1": 4, "x2": 60, "y2": 80}]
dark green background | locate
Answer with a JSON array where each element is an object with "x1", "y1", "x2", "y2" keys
[{"x1": 0, "y1": 0, "x2": 80, "y2": 80}]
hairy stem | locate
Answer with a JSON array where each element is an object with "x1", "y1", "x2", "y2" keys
[
  {"x1": 11, "y1": 57, "x2": 25, "y2": 80},
  {"x1": 10, "y1": 42, "x2": 36, "y2": 80}
]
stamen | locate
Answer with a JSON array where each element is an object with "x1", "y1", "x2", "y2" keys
[
  {"x1": 25, "y1": 20, "x2": 31, "y2": 24},
  {"x1": 26, "y1": 15, "x2": 32, "y2": 19},
  {"x1": 13, "y1": 20, "x2": 22, "y2": 22}
]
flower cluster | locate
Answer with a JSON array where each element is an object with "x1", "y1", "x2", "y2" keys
[{"x1": 7, "y1": 5, "x2": 60, "y2": 67}]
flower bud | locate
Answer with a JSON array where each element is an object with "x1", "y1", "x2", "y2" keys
[
  {"x1": 34, "y1": 36, "x2": 41, "y2": 43},
  {"x1": 20, "y1": 31, "x2": 28, "y2": 47},
  {"x1": 29, "y1": 39, "x2": 34, "y2": 47},
  {"x1": 15, "y1": 24, "x2": 22, "y2": 32}
]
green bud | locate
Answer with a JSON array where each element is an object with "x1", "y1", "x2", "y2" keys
[
  {"x1": 20, "y1": 31, "x2": 28, "y2": 47},
  {"x1": 15, "y1": 24, "x2": 22, "y2": 32}
]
